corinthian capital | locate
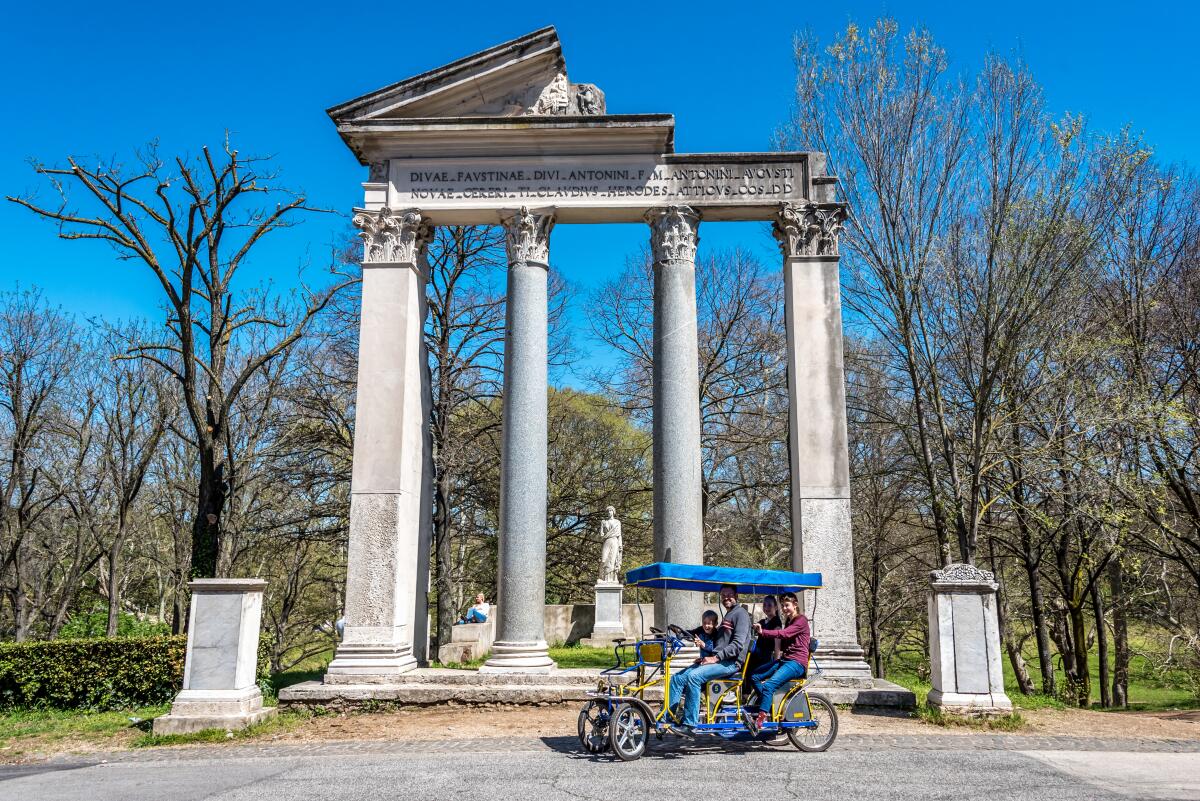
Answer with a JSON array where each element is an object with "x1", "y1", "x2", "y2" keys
[
  {"x1": 645, "y1": 206, "x2": 700, "y2": 263},
  {"x1": 774, "y1": 202, "x2": 847, "y2": 258},
  {"x1": 352, "y1": 208, "x2": 432, "y2": 264},
  {"x1": 502, "y1": 207, "x2": 555, "y2": 265}
]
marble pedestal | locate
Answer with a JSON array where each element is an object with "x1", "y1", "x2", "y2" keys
[
  {"x1": 581, "y1": 582, "x2": 626, "y2": 647},
  {"x1": 154, "y1": 579, "x2": 276, "y2": 734},
  {"x1": 927, "y1": 564, "x2": 1013, "y2": 715}
]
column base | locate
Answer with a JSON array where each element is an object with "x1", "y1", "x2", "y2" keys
[
  {"x1": 811, "y1": 641, "x2": 875, "y2": 688},
  {"x1": 324, "y1": 641, "x2": 418, "y2": 685},
  {"x1": 928, "y1": 688, "x2": 1013, "y2": 716},
  {"x1": 480, "y1": 640, "x2": 557, "y2": 673},
  {"x1": 152, "y1": 686, "x2": 276, "y2": 734}
]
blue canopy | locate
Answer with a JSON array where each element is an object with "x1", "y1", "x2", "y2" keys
[{"x1": 624, "y1": 562, "x2": 822, "y2": 594}]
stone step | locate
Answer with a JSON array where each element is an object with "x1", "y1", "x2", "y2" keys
[{"x1": 278, "y1": 675, "x2": 914, "y2": 710}]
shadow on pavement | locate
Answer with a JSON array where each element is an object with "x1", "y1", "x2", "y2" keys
[
  {"x1": 0, "y1": 762, "x2": 95, "y2": 782},
  {"x1": 542, "y1": 733, "x2": 782, "y2": 762}
]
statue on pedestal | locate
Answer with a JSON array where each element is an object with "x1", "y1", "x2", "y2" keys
[
  {"x1": 599, "y1": 506, "x2": 623, "y2": 584},
  {"x1": 584, "y1": 506, "x2": 626, "y2": 647}
]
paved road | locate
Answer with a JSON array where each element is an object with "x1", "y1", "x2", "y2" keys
[{"x1": 2, "y1": 735, "x2": 1199, "y2": 801}]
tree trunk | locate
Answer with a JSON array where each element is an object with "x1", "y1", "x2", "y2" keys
[
  {"x1": 999, "y1": 595, "x2": 1034, "y2": 695},
  {"x1": 106, "y1": 525, "x2": 126, "y2": 637},
  {"x1": 434, "y1": 472, "x2": 457, "y2": 653},
  {"x1": 869, "y1": 558, "x2": 883, "y2": 678},
  {"x1": 1091, "y1": 579, "x2": 1111, "y2": 708},
  {"x1": 191, "y1": 455, "x2": 226, "y2": 578},
  {"x1": 1025, "y1": 557, "x2": 1056, "y2": 696},
  {"x1": 1067, "y1": 603, "x2": 1091, "y2": 708},
  {"x1": 1108, "y1": 559, "x2": 1129, "y2": 707},
  {"x1": 989, "y1": 540, "x2": 1033, "y2": 695}
]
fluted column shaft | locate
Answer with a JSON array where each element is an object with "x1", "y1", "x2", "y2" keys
[
  {"x1": 646, "y1": 206, "x2": 704, "y2": 631},
  {"x1": 776, "y1": 202, "x2": 871, "y2": 685},
  {"x1": 482, "y1": 207, "x2": 557, "y2": 673},
  {"x1": 326, "y1": 208, "x2": 434, "y2": 683}
]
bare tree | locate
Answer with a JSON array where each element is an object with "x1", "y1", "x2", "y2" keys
[{"x1": 9, "y1": 141, "x2": 355, "y2": 578}]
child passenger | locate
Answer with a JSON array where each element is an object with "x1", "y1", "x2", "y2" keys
[
  {"x1": 669, "y1": 610, "x2": 720, "y2": 719},
  {"x1": 689, "y1": 610, "x2": 720, "y2": 656}
]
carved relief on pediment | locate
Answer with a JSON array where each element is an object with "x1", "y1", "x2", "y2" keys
[{"x1": 521, "y1": 73, "x2": 606, "y2": 117}]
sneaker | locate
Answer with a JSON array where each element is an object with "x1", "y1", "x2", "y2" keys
[
  {"x1": 755, "y1": 711, "x2": 768, "y2": 731},
  {"x1": 669, "y1": 724, "x2": 696, "y2": 739}
]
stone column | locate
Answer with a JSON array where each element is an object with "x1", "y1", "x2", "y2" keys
[
  {"x1": 482, "y1": 207, "x2": 557, "y2": 673},
  {"x1": 153, "y1": 579, "x2": 276, "y2": 734},
  {"x1": 646, "y1": 206, "x2": 704, "y2": 631},
  {"x1": 325, "y1": 208, "x2": 434, "y2": 684},
  {"x1": 775, "y1": 202, "x2": 872, "y2": 686},
  {"x1": 928, "y1": 564, "x2": 1013, "y2": 715}
]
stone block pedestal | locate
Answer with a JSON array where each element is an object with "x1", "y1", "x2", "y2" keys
[
  {"x1": 581, "y1": 581, "x2": 626, "y2": 647},
  {"x1": 154, "y1": 579, "x2": 277, "y2": 735},
  {"x1": 927, "y1": 564, "x2": 1013, "y2": 716}
]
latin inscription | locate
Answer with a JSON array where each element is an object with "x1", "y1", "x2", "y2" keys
[{"x1": 393, "y1": 160, "x2": 803, "y2": 206}]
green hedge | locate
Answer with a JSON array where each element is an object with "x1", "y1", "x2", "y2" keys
[{"x1": 0, "y1": 635, "x2": 274, "y2": 711}]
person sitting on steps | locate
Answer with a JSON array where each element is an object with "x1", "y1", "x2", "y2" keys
[
  {"x1": 456, "y1": 593, "x2": 490, "y2": 625},
  {"x1": 744, "y1": 591, "x2": 810, "y2": 736}
]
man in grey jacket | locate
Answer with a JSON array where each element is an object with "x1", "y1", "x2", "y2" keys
[{"x1": 668, "y1": 584, "x2": 752, "y2": 735}]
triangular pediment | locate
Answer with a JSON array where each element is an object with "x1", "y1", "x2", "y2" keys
[{"x1": 328, "y1": 26, "x2": 606, "y2": 122}]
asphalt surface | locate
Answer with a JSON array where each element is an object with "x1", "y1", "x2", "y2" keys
[{"x1": 2, "y1": 736, "x2": 1199, "y2": 801}]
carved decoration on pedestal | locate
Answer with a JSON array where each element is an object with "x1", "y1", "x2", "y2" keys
[
  {"x1": 352, "y1": 208, "x2": 432, "y2": 264},
  {"x1": 774, "y1": 202, "x2": 847, "y2": 258},
  {"x1": 502, "y1": 207, "x2": 555, "y2": 265},
  {"x1": 646, "y1": 206, "x2": 701, "y2": 263},
  {"x1": 931, "y1": 563, "x2": 996, "y2": 584}
]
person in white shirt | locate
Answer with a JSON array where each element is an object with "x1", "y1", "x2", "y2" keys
[{"x1": 458, "y1": 593, "x2": 490, "y2": 624}]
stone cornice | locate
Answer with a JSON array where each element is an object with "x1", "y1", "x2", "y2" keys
[
  {"x1": 646, "y1": 205, "x2": 700, "y2": 263},
  {"x1": 774, "y1": 202, "x2": 846, "y2": 258},
  {"x1": 929, "y1": 563, "x2": 999, "y2": 593},
  {"x1": 502, "y1": 207, "x2": 555, "y2": 265},
  {"x1": 352, "y1": 208, "x2": 433, "y2": 264}
]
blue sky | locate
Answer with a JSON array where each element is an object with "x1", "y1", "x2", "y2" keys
[{"x1": 1, "y1": 0, "x2": 1196, "y2": 375}]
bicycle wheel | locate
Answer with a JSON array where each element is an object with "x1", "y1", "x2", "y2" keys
[
  {"x1": 785, "y1": 693, "x2": 838, "y2": 752},
  {"x1": 577, "y1": 699, "x2": 611, "y2": 753},
  {"x1": 608, "y1": 702, "x2": 651, "y2": 761}
]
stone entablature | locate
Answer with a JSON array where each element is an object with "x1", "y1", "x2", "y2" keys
[{"x1": 379, "y1": 154, "x2": 821, "y2": 224}]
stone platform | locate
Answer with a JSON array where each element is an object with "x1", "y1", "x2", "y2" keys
[{"x1": 277, "y1": 668, "x2": 914, "y2": 709}]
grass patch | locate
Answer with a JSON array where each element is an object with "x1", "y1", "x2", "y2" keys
[
  {"x1": 882, "y1": 633, "x2": 1195, "y2": 713},
  {"x1": 269, "y1": 648, "x2": 335, "y2": 693},
  {"x1": 917, "y1": 705, "x2": 1026, "y2": 731},
  {"x1": 0, "y1": 705, "x2": 167, "y2": 760},
  {"x1": 435, "y1": 654, "x2": 488, "y2": 670},
  {"x1": 431, "y1": 644, "x2": 615, "y2": 670},
  {"x1": 132, "y1": 709, "x2": 306, "y2": 748},
  {"x1": 549, "y1": 644, "x2": 615, "y2": 669}
]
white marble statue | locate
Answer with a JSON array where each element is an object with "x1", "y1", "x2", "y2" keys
[{"x1": 599, "y1": 506, "x2": 623, "y2": 583}]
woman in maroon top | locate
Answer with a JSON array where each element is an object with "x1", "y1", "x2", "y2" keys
[{"x1": 744, "y1": 591, "x2": 810, "y2": 733}]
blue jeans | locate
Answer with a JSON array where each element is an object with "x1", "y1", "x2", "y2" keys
[
  {"x1": 747, "y1": 659, "x2": 806, "y2": 716},
  {"x1": 667, "y1": 659, "x2": 739, "y2": 726},
  {"x1": 460, "y1": 609, "x2": 487, "y2": 624}
]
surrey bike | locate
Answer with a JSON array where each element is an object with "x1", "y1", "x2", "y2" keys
[{"x1": 576, "y1": 562, "x2": 838, "y2": 761}]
